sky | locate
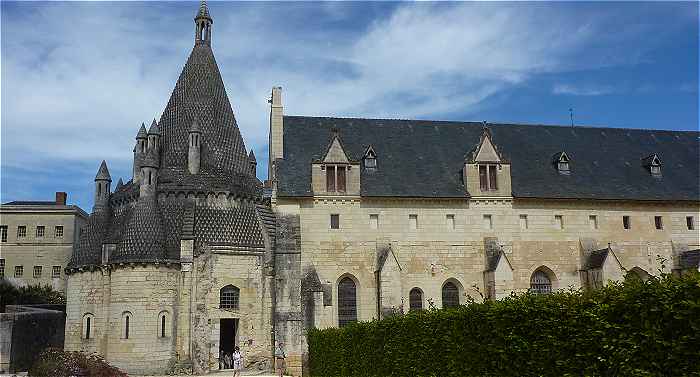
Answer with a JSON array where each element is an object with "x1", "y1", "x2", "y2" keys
[{"x1": 1, "y1": 1, "x2": 698, "y2": 211}]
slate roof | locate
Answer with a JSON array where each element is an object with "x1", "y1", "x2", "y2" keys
[
  {"x1": 277, "y1": 116, "x2": 700, "y2": 201},
  {"x1": 2, "y1": 201, "x2": 59, "y2": 206},
  {"x1": 680, "y1": 249, "x2": 700, "y2": 270},
  {"x1": 585, "y1": 248, "x2": 611, "y2": 269},
  {"x1": 95, "y1": 160, "x2": 112, "y2": 181},
  {"x1": 68, "y1": 4, "x2": 268, "y2": 268}
]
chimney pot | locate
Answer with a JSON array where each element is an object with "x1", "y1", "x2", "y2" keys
[{"x1": 56, "y1": 192, "x2": 67, "y2": 205}]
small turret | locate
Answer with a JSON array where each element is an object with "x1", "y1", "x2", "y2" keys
[
  {"x1": 188, "y1": 118, "x2": 202, "y2": 174},
  {"x1": 94, "y1": 160, "x2": 112, "y2": 211},
  {"x1": 133, "y1": 123, "x2": 148, "y2": 184},
  {"x1": 194, "y1": 0, "x2": 213, "y2": 46},
  {"x1": 140, "y1": 153, "x2": 159, "y2": 198},
  {"x1": 115, "y1": 178, "x2": 124, "y2": 191},
  {"x1": 148, "y1": 119, "x2": 161, "y2": 152},
  {"x1": 249, "y1": 149, "x2": 257, "y2": 176}
]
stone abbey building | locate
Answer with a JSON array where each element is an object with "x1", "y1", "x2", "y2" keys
[{"x1": 64, "y1": 2, "x2": 700, "y2": 375}]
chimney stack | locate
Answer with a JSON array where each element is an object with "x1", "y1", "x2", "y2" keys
[{"x1": 56, "y1": 192, "x2": 67, "y2": 205}]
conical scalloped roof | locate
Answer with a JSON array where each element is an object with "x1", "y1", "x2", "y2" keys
[
  {"x1": 196, "y1": 0, "x2": 212, "y2": 21},
  {"x1": 148, "y1": 119, "x2": 160, "y2": 135},
  {"x1": 95, "y1": 160, "x2": 112, "y2": 181},
  {"x1": 136, "y1": 123, "x2": 148, "y2": 139},
  {"x1": 158, "y1": 42, "x2": 251, "y2": 187}
]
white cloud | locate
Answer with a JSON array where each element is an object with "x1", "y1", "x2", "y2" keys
[
  {"x1": 0, "y1": 0, "x2": 694, "y2": 196},
  {"x1": 552, "y1": 84, "x2": 615, "y2": 96}
]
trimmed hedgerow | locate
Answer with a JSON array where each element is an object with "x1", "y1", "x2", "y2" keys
[{"x1": 308, "y1": 273, "x2": 700, "y2": 377}]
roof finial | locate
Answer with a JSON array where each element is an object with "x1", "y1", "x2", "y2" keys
[
  {"x1": 194, "y1": 0, "x2": 213, "y2": 46},
  {"x1": 569, "y1": 108, "x2": 574, "y2": 127}
]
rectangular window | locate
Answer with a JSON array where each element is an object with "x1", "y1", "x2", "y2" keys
[
  {"x1": 17, "y1": 226, "x2": 26, "y2": 238},
  {"x1": 589, "y1": 215, "x2": 598, "y2": 230},
  {"x1": 479, "y1": 165, "x2": 488, "y2": 191},
  {"x1": 0, "y1": 226, "x2": 7, "y2": 242},
  {"x1": 0, "y1": 259, "x2": 4, "y2": 278},
  {"x1": 330, "y1": 214, "x2": 340, "y2": 229},
  {"x1": 654, "y1": 216, "x2": 663, "y2": 230},
  {"x1": 446, "y1": 214, "x2": 455, "y2": 230},
  {"x1": 519, "y1": 214, "x2": 528, "y2": 230},
  {"x1": 483, "y1": 214, "x2": 493, "y2": 230},
  {"x1": 336, "y1": 166, "x2": 346, "y2": 192},
  {"x1": 325, "y1": 166, "x2": 335, "y2": 192},
  {"x1": 52, "y1": 266, "x2": 61, "y2": 278},
  {"x1": 409, "y1": 214, "x2": 418, "y2": 230},
  {"x1": 555, "y1": 215, "x2": 563, "y2": 230},
  {"x1": 33, "y1": 266, "x2": 42, "y2": 278},
  {"x1": 686, "y1": 216, "x2": 695, "y2": 231},
  {"x1": 488, "y1": 165, "x2": 498, "y2": 190},
  {"x1": 54, "y1": 226, "x2": 64, "y2": 238},
  {"x1": 36, "y1": 226, "x2": 45, "y2": 238},
  {"x1": 623, "y1": 216, "x2": 631, "y2": 230},
  {"x1": 478, "y1": 165, "x2": 498, "y2": 191},
  {"x1": 15, "y1": 266, "x2": 23, "y2": 278},
  {"x1": 369, "y1": 214, "x2": 379, "y2": 229}
]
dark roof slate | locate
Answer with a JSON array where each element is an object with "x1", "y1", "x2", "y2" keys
[
  {"x1": 585, "y1": 248, "x2": 610, "y2": 269},
  {"x1": 277, "y1": 116, "x2": 700, "y2": 200},
  {"x1": 680, "y1": 249, "x2": 700, "y2": 270},
  {"x1": 2, "y1": 201, "x2": 58, "y2": 206}
]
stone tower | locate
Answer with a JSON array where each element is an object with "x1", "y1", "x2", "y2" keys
[{"x1": 64, "y1": 2, "x2": 275, "y2": 374}]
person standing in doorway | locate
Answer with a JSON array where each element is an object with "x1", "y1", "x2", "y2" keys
[{"x1": 274, "y1": 342, "x2": 286, "y2": 377}]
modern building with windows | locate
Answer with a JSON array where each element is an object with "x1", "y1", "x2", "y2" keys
[
  {"x1": 61, "y1": 2, "x2": 699, "y2": 376},
  {"x1": 0, "y1": 192, "x2": 87, "y2": 292}
]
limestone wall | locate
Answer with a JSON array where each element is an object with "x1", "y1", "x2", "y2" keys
[{"x1": 275, "y1": 196, "x2": 699, "y2": 330}]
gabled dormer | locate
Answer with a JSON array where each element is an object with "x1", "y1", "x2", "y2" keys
[
  {"x1": 641, "y1": 153, "x2": 662, "y2": 178},
  {"x1": 363, "y1": 145, "x2": 377, "y2": 171},
  {"x1": 553, "y1": 151, "x2": 571, "y2": 175},
  {"x1": 464, "y1": 125, "x2": 512, "y2": 198},
  {"x1": 311, "y1": 131, "x2": 360, "y2": 196}
]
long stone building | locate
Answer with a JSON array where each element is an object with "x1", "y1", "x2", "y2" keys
[{"x1": 63, "y1": 2, "x2": 700, "y2": 376}]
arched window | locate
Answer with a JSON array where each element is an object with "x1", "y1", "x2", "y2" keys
[
  {"x1": 409, "y1": 288, "x2": 423, "y2": 311},
  {"x1": 158, "y1": 311, "x2": 169, "y2": 338},
  {"x1": 338, "y1": 276, "x2": 357, "y2": 327},
  {"x1": 220, "y1": 285, "x2": 240, "y2": 310},
  {"x1": 122, "y1": 311, "x2": 132, "y2": 339},
  {"x1": 530, "y1": 270, "x2": 552, "y2": 294},
  {"x1": 442, "y1": 281, "x2": 460, "y2": 308},
  {"x1": 82, "y1": 313, "x2": 94, "y2": 340}
]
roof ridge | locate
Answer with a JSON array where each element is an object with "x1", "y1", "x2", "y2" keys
[{"x1": 283, "y1": 115, "x2": 700, "y2": 134}]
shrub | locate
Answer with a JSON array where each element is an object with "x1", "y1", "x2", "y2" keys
[
  {"x1": 308, "y1": 273, "x2": 700, "y2": 377},
  {"x1": 0, "y1": 279, "x2": 65, "y2": 312},
  {"x1": 29, "y1": 348, "x2": 127, "y2": 377}
]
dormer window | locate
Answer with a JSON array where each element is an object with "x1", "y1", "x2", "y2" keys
[
  {"x1": 642, "y1": 154, "x2": 662, "y2": 177},
  {"x1": 363, "y1": 146, "x2": 377, "y2": 170},
  {"x1": 325, "y1": 164, "x2": 347, "y2": 192},
  {"x1": 479, "y1": 164, "x2": 498, "y2": 191},
  {"x1": 554, "y1": 152, "x2": 570, "y2": 175}
]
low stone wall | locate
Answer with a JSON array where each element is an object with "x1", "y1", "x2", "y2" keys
[{"x1": 0, "y1": 304, "x2": 66, "y2": 373}]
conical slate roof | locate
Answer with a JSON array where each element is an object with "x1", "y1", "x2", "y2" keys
[
  {"x1": 148, "y1": 119, "x2": 160, "y2": 135},
  {"x1": 95, "y1": 160, "x2": 112, "y2": 181},
  {"x1": 136, "y1": 123, "x2": 148, "y2": 139},
  {"x1": 249, "y1": 150, "x2": 256, "y2": 162},
  {"x1": 196, "y1": 0, "x2": 212, "y2": 21},
  {"x1": 157, "y1": 41, "x2": 252, "y2": 189}
]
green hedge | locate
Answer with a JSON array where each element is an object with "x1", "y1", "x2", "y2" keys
[{"x1": 308, "y1": 273, "x2": 700, "y2": 377}]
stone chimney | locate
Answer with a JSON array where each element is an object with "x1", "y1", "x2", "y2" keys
[
  {"x1": 268, "y1": 86, "x2": 283, "y2": 180},
  {"x1": 55, "y1": 192, "x2": 67, "y2": 205}
]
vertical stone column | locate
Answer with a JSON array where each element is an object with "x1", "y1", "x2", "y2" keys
[{"x1": 177, "y1": 239, "x2": 194, "y2": 360}]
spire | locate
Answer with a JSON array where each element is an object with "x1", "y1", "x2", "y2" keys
[
  {"x1": 115, "y1": 178, "x2": 124, "y2": 190},
  {"x1": 194, "y1": 0, "x2": 213, "y2": 46},
  {"x1": 249, "y1": 149, "x2": 256, "y2": 163},
  {"x1": 136, "y1": 123, "x2": 148, "y2": 139},
  {"x1": 148, "y1": 119, "x2": 160, "y2": 135},
  {"x1": 196, "y1": 0, "x2": 212, "y2": 22},
  {"x1": 95, "y1": 160, "x2": 112, "y2": 181}
]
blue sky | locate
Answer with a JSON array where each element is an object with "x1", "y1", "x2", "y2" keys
[{"x1": 1, "y1": 1, "x2": 698, "y2": 211}]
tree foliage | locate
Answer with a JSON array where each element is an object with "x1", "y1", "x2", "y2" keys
[
  {"x1": 29, "y1": 348, "x2": 127, "y2": 377},
  {"x1": 0, "y1": 279, "x2": 66, "y2": 312},
  {"x1": 308, "y1": 273, "x2": 700, "y2": 377}
]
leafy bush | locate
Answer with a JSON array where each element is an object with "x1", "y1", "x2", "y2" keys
[
  {"x1": 308, "y1": 273, "x2": 700, "y2": 377},
  {"x1": 0, "y1": 279, "x2": 65, "y2": 312},
  {"x1": 29, "y1": 348, "x2": 127, "y2": 377}
]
